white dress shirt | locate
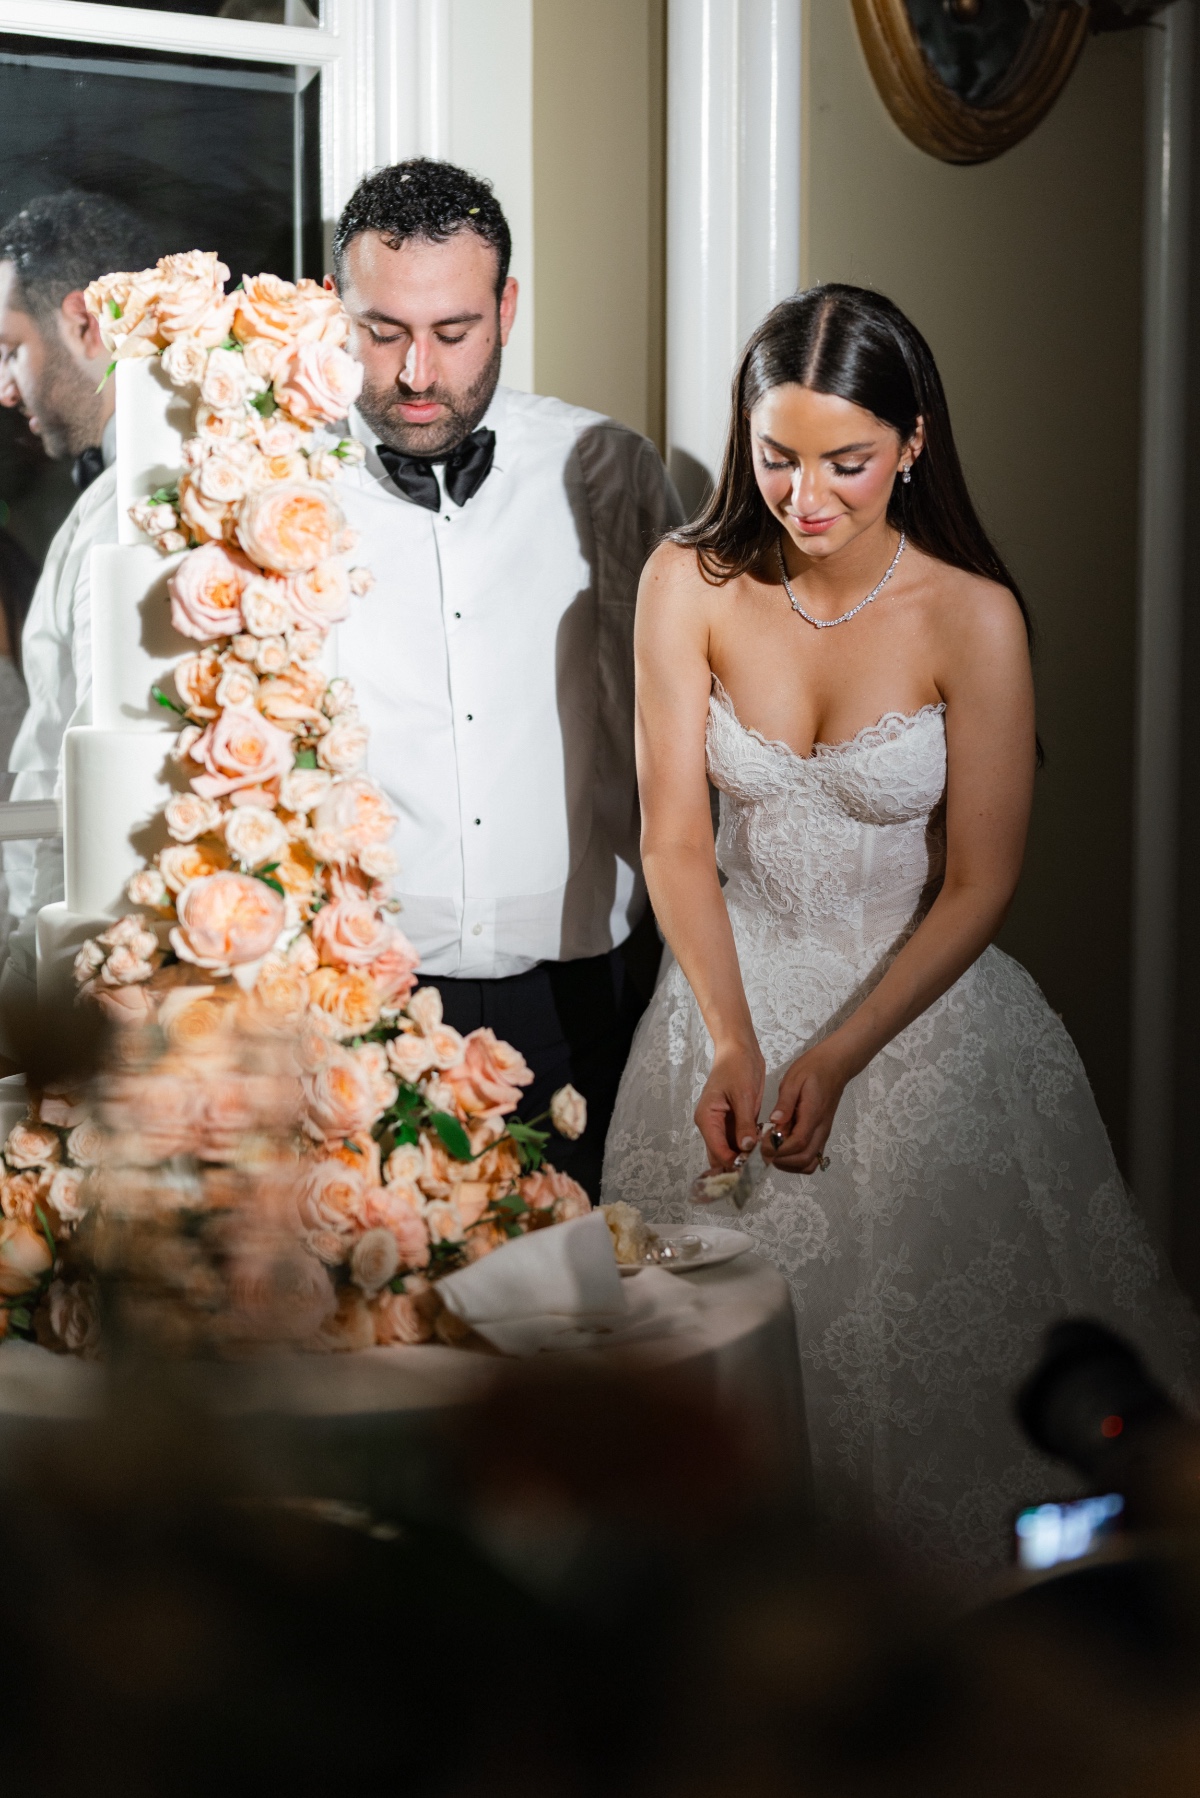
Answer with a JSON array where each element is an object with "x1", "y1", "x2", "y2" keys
[
  {"x1": 334, "y1": 385, "x2": 682, "y2": 978},
  {"x1": 0, "y1": 416, "x2": 117, "y2": 1018}
]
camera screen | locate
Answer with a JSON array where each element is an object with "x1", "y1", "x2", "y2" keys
[{"x1": 1014, "y1": 1494, "x2": 1125, "y2": 1571}]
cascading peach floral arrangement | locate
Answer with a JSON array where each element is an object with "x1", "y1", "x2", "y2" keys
[{"x1": 0, "y1": 253, "x2": 588, "y2": 1357}]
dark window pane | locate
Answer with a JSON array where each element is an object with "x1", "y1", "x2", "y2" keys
[{"x1": 59, "y1": 1, "x2": 320, "y2": 25}]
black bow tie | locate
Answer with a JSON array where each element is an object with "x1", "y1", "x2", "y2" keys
[
  {"x1": 375, "y1": 427, "x2": 496, "y2": 511},
  {"x1": 72, "y1": 444, "x2": 105, "y2": 494}
]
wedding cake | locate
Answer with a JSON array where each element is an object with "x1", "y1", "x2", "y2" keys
[{"x1": 36, "y1": 358, "x2": 196, "y2": 1006}]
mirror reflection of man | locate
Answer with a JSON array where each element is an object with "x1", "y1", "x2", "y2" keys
[
  {"x1": 331, "y1": 160, "x2": 682, "y2": 1195},
  {"x1": 0, "y1": 192, "x2": 156, "y2": 1060}
]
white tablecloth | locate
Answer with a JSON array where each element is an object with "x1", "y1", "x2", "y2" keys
[{"x1": 0, "y1": 1253, "x2": 808, "y2": 1488}]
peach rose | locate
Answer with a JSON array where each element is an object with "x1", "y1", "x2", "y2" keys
[
  {"x1": 249, "y1": 958, "x2": 310, "y2": 1030},
  {"x1": 5, "y1": 1121, "x2": 62, "y2": 1169},
  {"x1": 453, "y1": 1182, "x2": 493, "y2": 1230},
  {"x1": 371, "y1": 1289, "x2": 434, "y2": 1344},
  {"x1": 0, "y1": 1220, "x2": 52, "y2": 1296},
  {"x1": 1, "y1": 1171, "x2": 44, "y2": 1224},
  {"x1": 520, "y1": 1166, "x2": 591, "y2": 1222},
  {"x1": 227, "y1": 1230, "x2": 336, "y2": 1343},
  {"x1": 195, "y1": 402, "x2": 251, "y2": 444},
  {"x1": 280, "y1": 767, "x2": 332, "y2": 815},
  {"x1": 361, "y1": 1185, "x2": 430, "y2": 1270},
  {"x1": 253, "y1": 635, "x2": 291, "y2": 675},
  {"x1": 422, "y1": 1199, "x2": 465, "y2": 1245},
  {"x1": 126, "y1": 868, "x2": 170, "y2": 910},
  {"x1": 312, "y1": 1285, "x2": 376, "y2": 1353},
  {"x1": 246, "y1": 448, "x2": 309, "y2": 489},
  {"x1": 272, "y1": 839, "x2": 320, "y2": 916},
  {"x1": 302, "y1": 1048, "x2": 379, "y2": 1139},
  {"x1": 349, "y1": 1225, "x2": 399, "y2": 1295},
  {"x1": 360, "y1": 841, "x2": 401, "y2": 881},
  {"x1": 176, "y1": 474, "x2": 234, "y2": 547},
  {"x1": 159, "y1": 990, "x2": 229, "y2": 1054},
  {"x1": 256, "y1": 667, "x2": 326, "y2": 728},
  {"x1": 550, "y1": 1084, "x2": 588, "y2": 1141},
  {"x1": 169, "y1": 543, "x2": 255, "y2": 641},
  {"x1": 161, "y1": 335, "x2": 209, "y2": 387},
  {"x1": 312, "y1": 896, "x2": 393, "y2": 970},
  {"x1": 66, "y1": 1119, "x2": 106, "y2": 1167},
  {"x1": 386, "y1": 1033, "x2": 438, "y2": 1084},
  {"x1": 350, "y1": 1043, "x2": 397, "y2": 1115},
  {"x1": 224, "y1": 805, "x2": 288, "y2": 870},
  {"x1": 174, "y1": 648, "x2": 223, "y2": 717},
  {"x1": 242, "y1": 335, "x2": 286, "y2": 384},
  {"x1": 383, "y1": 1143, "x2": 424, "y2": 1186},
  {"x1": 47, "y1": 1167, "x2": 87, "y2": 1226},
  {"x1": 366, "y1": 934, "x2": 420, "y2": 1007},
  {"x1": 215, "y1": 662, "x2": 260, "y2": 710},
  {"x1": 85, "y1": 266, "x2": 162, "y2": 356},
  {"x1": 46, "y1": 1278, "x2": 101, "y2": 1354},
  {"x1": 234, "y1": 272, "x2": 346, "y2": 348},
  {"x1": 464, "y1": 1219, "x2": 508, "y2": 1264},
  {"x1": 274, "y1": 339, "x2": 364, "y2": 426},
  {"x1": 310, "y1": 775, "x2": 396, "y2": 862},
  {"x1": 317, "y1": 713, "x2": 368, "y2": 774},
  {"x1": 171, "y1": 870, "x2": 286, "y2": 972},
  {"x1": 288, "y1": 628, "x2": 324, "y2": 664},
  {"x1": 155, "y1": 250, "x2": 234, "y2": 345},
  {"x1": 199, "y1": 345, "x2": 251, "y2": 412},
  {"x1": 197, "y1": 451, "x2": 249, "y2": 506},
  {"x1": 306, "y1": 967, "x2": 383, "y2": 1040},
  {"x1": 159, "y1": 840, "x2": 227, "y2": 895},
  {"x1": 441, "y1": 1028, "x2": 534, "y2": 1121},
  {"x1": 407, "y1": 986, "x2": 443, "y2": 1033},
  {"x1": 241, "y1": 575, "x2": 293, "y2": 637},
  {"x1": 323, "y1": 1131, "x2": 381, "y2": 1183},
  {"x1": 188, "y1": 704, "x2": 294, "y2": 799},
  {"x1": 237, "y1": 482, "x2": 344, "y2": 575}
]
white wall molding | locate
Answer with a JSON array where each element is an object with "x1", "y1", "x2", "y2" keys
[
  {"x1": 1131, "y1": 0, "x2": 1193, "y2": 1237},
  {"x1": 666, "y1": 0, "x2": 803, "y2": 508}
]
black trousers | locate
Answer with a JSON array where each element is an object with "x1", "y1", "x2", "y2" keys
[{"x1": 424, "y1": 912, "x2": 661, "y2": 1200}]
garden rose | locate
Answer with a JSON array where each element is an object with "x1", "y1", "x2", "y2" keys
[
  {"x1": 237, "y1": 481, "x2": 343, "y2": 575},
  {"x1": 256, "y1": 667, "x2": 325, "y2": 728},
  {"x1": 520, "y1": 1166, "x2": 591, "y2": 1221},
  {"x1": 302, "y1": 1048, "x2": 378, "y2": 1139},
  {"x1": 46, "y1": 1167, "x2": 87, "y2": 1226},
  {"x1": 199, "y1": 345, "x2": 250, "y2": 412},
  {"x1": 300, "y1": 1159, "x2": 366, "y2": 1237},
  {"x1": 306, "y1": 967, "x2": 383, "y2": 1039},
  {"x1": 288, "y1": 559, "x2": 351, "y2": 630},
  {"x1": 386, "y1": 1033, "x2": 438, "y2": 1083},
  {"x1": 441, "y1": 1029, "x2": 533, "y2": 1121},
  {"x1": 98, "y1": 941, "x2": 156, "y2": 987},
  {"x1": 317, "y1": 713, "x2": 368, "y2": 774},
  {"x1": 366, "y1": 935, "x2": 420, "y2": 1006},
  {"x1": 371, "y1": 1289, "x2": 434, "y2": 1345},
  {"x1": 7, "y1": 1125, "x2": 70, "y2": 1171},
  {"x1": 361, "y1": 1186, "x2": 430, "y2": 1270},
  {"x1": 224, "y1": 805, "x2": 288, "y2": 870},
  {"x1": 384, "y1": 1144, "x2": 424, "y2": 1186},
  {"x1": 423, "y1": 1199, "x2": 465, "y2": 1245},
  {"x1": 161, "y1": 335, "x2": 209, "y2": 386},
  {"x1": 274, "y1": 339, "x2": 364, "y2": 426},
  {"x1": 197, "y1": 451, "x2": 248, "y2": 506},
  {"x1": 311, "y1": 896, "x2": 393, "y2": 970},
  {"x1": 169, "y1": 542, "x2": 255, "y2": 640},
  {"x1": 310, "y1": 775, "x2": 396, "y2": 862},
  {"x1": 214, "y1": 661, "x2": 259, "y2": 709},
  {"x1": 407, "y1": 986, "x2": 443, "y2": 1034},
  {"x1": 155, "y1": 250, "x2": 234, "y2": 345},
  {"x1": 550, "y1": 1084, "x2": 588, "y2": 1141},
  {"x1": 349, "y1": 1226, "x2": 399, "y2": 1295},
  {"x1": 171, "y1": 870, "x2": 286, "y2": 972},
  {"x1": 0, "y1": 1221, "x2": 51, "y2": 1297},
  {"x1": 195, "y1": 402, "x2": 250, "y2": 444},
  {"x1": 66, "y1": 1119, "x2": 106, "y2": 1167},
  {"x1": 234, "y1": 272, "x2": 347, "y2": 349},
  {"x1": 242, "y1": 335, "x2": 285, "y2": 384},
  {"x1": 159, "y1": 839, "x2": 228, "y2": 893},
  {"x1": 280, "y1": 767, "x2": 332, "y2": 815},
  {"x1": 188, "y1": 704, "x2": 294, "y2": 799},
  {"x1": 174, "y1": 648, "x2": 223, "y2": 716},
  {"x1": 241, "y1": 576, "x2": 293, "y2": 638},
  {"x1": 127, "y1": 868, "x2": 170, "y2": 909}
]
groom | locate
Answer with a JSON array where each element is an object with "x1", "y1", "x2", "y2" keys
[{"x1": 331, "y1": 159, "x2": 681, "y2": 1194}]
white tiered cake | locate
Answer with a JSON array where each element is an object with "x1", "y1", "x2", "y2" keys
[{"x1": 36, "y1": 360, "x2": 196, "y2": 1006}]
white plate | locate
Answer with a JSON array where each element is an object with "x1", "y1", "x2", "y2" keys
[{"x1": 617, "y1": 1224, "x2": 754, "y2": 1276}]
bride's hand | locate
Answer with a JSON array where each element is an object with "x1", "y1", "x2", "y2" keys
[
  {"x1": 762, "y1": 1041, "x2": 850, "y2": 1175},
  {"x1": 694, "y1": 1040, "x2": 766, "y2": 1174}
]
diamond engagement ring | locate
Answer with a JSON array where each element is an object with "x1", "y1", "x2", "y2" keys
[
  {"x1": 816, "y1": 1154, "x2": 831, "y2": 1172},
  {"x1": 769, "y1": 1129, "x2": 784, "y2": 1150}
]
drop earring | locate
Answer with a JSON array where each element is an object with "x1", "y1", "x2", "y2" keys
[{"x1": 901, "y1": 464, "x2": 912, "y2": 485}]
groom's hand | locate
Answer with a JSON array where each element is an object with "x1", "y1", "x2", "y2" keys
[{"x1": 694, "y1": 1042, "x2": 765, "y2": 1175}]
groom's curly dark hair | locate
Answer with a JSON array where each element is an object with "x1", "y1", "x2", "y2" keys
[{"x1": 333, "y1": 159, "x2": 511, "y2": 298}]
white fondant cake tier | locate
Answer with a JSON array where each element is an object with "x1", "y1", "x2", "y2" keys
[
  {"x1": 91, "y1": 544, "x2": 191, "y2": 731},
  {"x1": 63, "y1": 728, "x2": 176, "y2": 917},
  {"x1": 36, "y1": 904, "x2": 112, "y2": 1010},
  {"x1": 115, "y1": 357, "x2": 192, "y2": 547}
]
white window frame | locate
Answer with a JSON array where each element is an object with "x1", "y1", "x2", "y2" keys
[{"x1": 0, "y1": 0, "x2": 534, "y2": 386}]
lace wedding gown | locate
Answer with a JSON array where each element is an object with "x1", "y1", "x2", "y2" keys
[{"x1": 603, "y1": 681, "x2": 1194, "y2": 1578}]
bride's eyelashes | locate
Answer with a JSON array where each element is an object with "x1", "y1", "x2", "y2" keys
[{"x1": 757, "y1": 453, "x2": 869, "y2": 477}]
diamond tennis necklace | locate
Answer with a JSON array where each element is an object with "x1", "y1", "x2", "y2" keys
[{"x1": 776, "y1": 531, "x2": 906, "y2": 629}]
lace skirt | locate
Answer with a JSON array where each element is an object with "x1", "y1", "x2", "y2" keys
[{"x1": 602, "y1": 931, "x2": 1195, "y2": 1582}]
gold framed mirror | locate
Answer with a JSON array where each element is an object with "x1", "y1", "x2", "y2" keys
[{"x1": 850, "y1": 0, "x2": 1092, "y2": 165}]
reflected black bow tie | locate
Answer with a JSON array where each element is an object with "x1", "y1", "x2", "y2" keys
[
  {"x1": 71, "y1": 444, "x2": 105, "y2": 494},
  {"x1": 375, "y1": 427, "x2": 496, "y2": 511}
]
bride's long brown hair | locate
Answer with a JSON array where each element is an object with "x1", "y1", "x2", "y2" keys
[{"x1": 674, "y1": 282, "x2": 1034, "y2": 644}]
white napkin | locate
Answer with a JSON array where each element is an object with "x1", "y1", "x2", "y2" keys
[{"x1": 438, "y1": 1211, "x2": 627, "y2": 1354}]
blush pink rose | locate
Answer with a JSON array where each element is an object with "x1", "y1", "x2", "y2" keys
[
  {"x1": 233, "y1": 273, "x2": 347, "y2": 350},
  {"x1": 154, "y1": 250, "x2": 234, "y2": 346},
  {"x1": 188, "y1": 704, "x2": 294, "y2": 799},
  {"x1": 169, "y1": 543, "x2": 256, "y2": 641},
  {"x1": 237, "y1": 482, "x2": 344, "y2": 575},
  {"x1": 371, "y1": 1289, "x2": 434, "y2": 1345},
  {"x1": 311, "y1": 897, "x2": 394, "y2": 970},
  {"x1": 274, "y1": 340, "x2": 364, "y2": 426},
  {"x1": 309, "y1": 775, "x2": 397, "y2": 863},
  {"x1": 360, "y1": 1185, "x2": 431, "y2": 1270},
  {"x1": 441, "y1": 1028, "x2": 534, "y2": 1121},
  {"x1": 287, "y1": 560, "x2": 351, "y2": 631},
  {"x1": 366, "y1": 934, "x2": 420, "y2": 1006},
  {"x1": 171, "y1": 870, "x2": 286, "y2": 971},
  {"x1": 300, "y1": 1157, "x2": 367, "y2": 1236},
  {"x1": 4, "y1": 1122, "x2": 62, "y2": 1169}
]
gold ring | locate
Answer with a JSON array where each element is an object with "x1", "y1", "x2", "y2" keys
[{"x1": 817, "y1": 1154, "x2": 830, "y2": 1172}]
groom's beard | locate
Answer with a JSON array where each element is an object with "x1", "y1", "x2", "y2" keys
[{"x1": 356, "y1": 336, "x2": 501, "y2": 459}]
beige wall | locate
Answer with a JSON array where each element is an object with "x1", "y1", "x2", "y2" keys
[
  {"x1": 530, "y1": 0, "x2": 666, "y2": 447},
  {"x1": 805, "y1": 8, "x2": 1146, "y2": 1166}
]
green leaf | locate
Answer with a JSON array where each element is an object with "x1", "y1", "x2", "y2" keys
[
  {"x1": 9, "y1": 1307, "x2": 30, "y2": 1331},
  {"x1": 33, "y1": 1205, "x2": 56, "y2": 1262},
  {"x1": 105, "y1": 299, "x2": 122, "y2": 318},
  {"x1": 95, "y1": 360, "x2": 116, "y2": 393},
  {"x1": 250, "y1": 389, "x2": 278, "y2": 418},
  {"x1": 430, "y1": 1110, "x2": 473, "y2": 1162},
  {"x1": 151, "y1": 684, "x2": 187, "y2": 717},
  {"x1": 293, "y1": 747, "x2": 318, "y2": 770},
  {"x1": 220, "y1": 335, "x2": 241, "y2": 352},
  {"x1": 149, "y1": 484, "x2": 179, "y2": 506},
  {"x1": 505, "y1": 1117, "x2": 550, "y2": 1172},
  {"x1": 253, "y1": 872, "x2": 286, "y2": 897},
  {"x1": 342, "y1": 1137, "x2": 363, "y2": 1155}
]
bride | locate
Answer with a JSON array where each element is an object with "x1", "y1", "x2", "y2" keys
[{"x1": 602, "y1": 283, "x2": 1192, "y2": 1577}]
